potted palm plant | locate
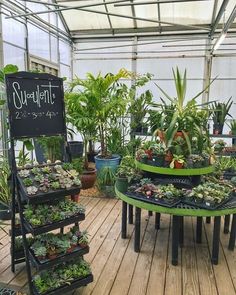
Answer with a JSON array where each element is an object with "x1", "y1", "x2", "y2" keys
[
  {"x1": 70, "y1": 69, "x2": 131, "y2": 172},
  {"x1": 65, "y1": 90, "x2": 97, "y2": 189}
]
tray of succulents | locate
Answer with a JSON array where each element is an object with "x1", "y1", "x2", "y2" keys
[
  {"x1": 127, "y1": 178, "x2": 183, "y2": 208},
  {"x1": 17, "y1": 162, "x2": 81, "y2": 204},
  {"x1": 182, "y1": 181, "x2": 235, "y2": 210}
]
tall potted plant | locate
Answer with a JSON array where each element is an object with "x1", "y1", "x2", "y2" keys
[
  {"x1": 0, "y1": 157, "x2": 11, "y2": 220},
  {"x1": 211, "y1": 98, "x2": 233, "y2": 134},
  {"x1": 65, "y1": 91, "x2": 97, "y2": 189},
  {"x1": 71, "y1": 69, "x2": 131, "y2": 172}
]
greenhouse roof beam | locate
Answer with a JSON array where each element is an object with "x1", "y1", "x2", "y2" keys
[
  {"x1": 114, "y1": 0, "x2": 210, "y2": 6},
  {"x1": 210, "y1": 0, "x2": 230, "y2": 37},
  {"x1": 103, "y1": 0, "x2": 113, "y2": 32}
]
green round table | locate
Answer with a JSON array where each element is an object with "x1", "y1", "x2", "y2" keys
[{"x1": 116, "y1": 188, "x2": 236, "y2": 265}]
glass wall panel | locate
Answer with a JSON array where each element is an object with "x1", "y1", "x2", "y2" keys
[
  {"x1": 3, "y1": 43, "x2": 26, "y2": 70},
  {"x1": 2, "y1": 10, "x2": 26, "y2": 48},
  {"x1": 59, "y1": 40, "x2": 71, "y2": 65},
  {"x1": 28, "y1": 24, "x2": 50, "y2": 60},
  {"x1": 51, "y1": 35, "x2": 58, "y2": 63}
]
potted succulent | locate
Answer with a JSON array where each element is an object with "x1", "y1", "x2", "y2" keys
[
  {"x1": 78, "y1": 231, "x2": 89, "y2": 248},
  {"x1": 211, "y1": 98, "x2": 233, "y2": 134},
  {"x1": 187, "y1": 154, "x2": 204, "y2": 168},
  {"x1": 170, "y1": 154, "x2": 185, "y2": 169},
  {"x1": 214, "y1": 139, "x2": 226, "y2": 153},
  {"x1": 150, "y1": 141, "x2": 166, "y2": 167}
]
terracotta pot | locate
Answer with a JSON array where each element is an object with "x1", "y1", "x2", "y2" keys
[
  {"x1": 67, "y1": 247, "x2": 75, "y2": 253},
  {"x1": 80, "y1": 168, "x2": 97, "y2": 189},
  {"x1": 145, "y1": 150, "x2": 152, "y2": 160},
  {"x1": 71, "y1": 194, "x2": 80, "y2": 202},
  {"x1": 174, "y1": 131, "x2": 188, "y2": 139},
  {"x1": 174, "y1": 161, "x2": 184, "y2": 169},
  {"x1": 47, "y1": 253, "x2": 57, "y2": 260}
]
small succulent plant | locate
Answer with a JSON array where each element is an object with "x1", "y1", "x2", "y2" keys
[
  {"x1": 27, "y1": 186, "x2": 38, "y2": 195},
  {"x1": 23, "y1": 178, "x2": 33, "y2": 187},
  {"x1": 18, "y1": 169, "x2": 30, "y2": 178}
]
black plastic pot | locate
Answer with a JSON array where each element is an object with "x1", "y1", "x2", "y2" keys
[
  {"x1": 213, "y1": 123, "x2": 223, "y2": 134},
  {"x1": 0, "y1": 203, "x2": 11, "y2": 220},
  {"x1": 152, "y1": 155, "x2": 165, "y2": 167},
  {"x1": 68, "y1": 141, "x2": 84, "y2": 159},
  {"x1": 115, "y1": 177, "x2": 128, "y2": 193},
  {"x1": 87, "y1": 151, "x2": 99, "y2": 163}
]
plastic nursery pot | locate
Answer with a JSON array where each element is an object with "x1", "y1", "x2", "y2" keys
[
  {"x1": 71, "y1": 194, "x2": 80, "y2": 202},
  {"x1": 80, "y1": 168, "x2": 97, "y2": 189},
  {"x1": 174, "y1": 161, "x2": 184, "y2": 169},
  {"x1": 36, "y1": 255, "x2": 46, "y2": 261},
  {"x1": 68, "y1": 141, "x2": 84, "y2": 159},
  {"x1": 152, "y1": 155, "x2": 165, "y2": 167},
  {"x1": 95, "y1": 154, "x2": 121, "y2": 172},
  {"x1": 140, "y1": 157, "x2": 148, "y2": 164},
  {"x1": 47, "y1": 253, "x2": 57, "y2": 260},
  {"x1": 87, "y1": 150, "x2": 99, "y2": 163},
  {"x1": 213, "y1": 123, "x2": 223, "y2": 135},
  {"x1": 79, "y1": 243, "x2": 88, "y2": 248},
  {"x1": 0, "y1": 204, "x2": 11, "y2": 220},
  {"x1": 115, "y1": 177, "x2": 129, "y2": 193}
]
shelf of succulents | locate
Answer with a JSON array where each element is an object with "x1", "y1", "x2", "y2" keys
[{"x1": 5, "y1": 72, "x2": 93, "y2": 295}]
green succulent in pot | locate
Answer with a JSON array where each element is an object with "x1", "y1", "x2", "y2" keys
[
  {"x1": 187, "y1": 154, "x2": 204, "y2": 168},
  {"x1": 170, "y1": 154, "x2": 185, "y2": 169}
]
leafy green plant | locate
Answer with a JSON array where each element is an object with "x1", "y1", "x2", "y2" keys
[
  {"x1": 229, "y1": 119, "x2": 236, "y2": 135},
  {"x1": 116, "y1": 155, "x2": 138, "y2": 181},
  {"x1": 0, "y1": 157, "x2": 11, "y2": 207},
  {"x1": 97, "y1": 167, "x2": 116, "y2": 187},
  {"x1": 36, "y1": 136, "x2": 63, "y2": 163},
  {"x1": 69, "y1": 69, "x2": 131, "y2": 158},
  {"x1": 23, "y1": 178, "x2": 33, "y2": 187},
  {"x1": 170, "y1": 154, "x2": 185, "y2": 169},
  {"x1": 211, "y1": 98, "x2": 233, "y2": 130}
]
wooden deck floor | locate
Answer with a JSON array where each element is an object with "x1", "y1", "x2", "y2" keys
[{"x1": 0, "y1": 197, "x2": 235, "y2": 295}]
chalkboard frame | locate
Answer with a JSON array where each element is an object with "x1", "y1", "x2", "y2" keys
[{"x1": 5, "y1": 71, "x2": 67, "y2": 139}]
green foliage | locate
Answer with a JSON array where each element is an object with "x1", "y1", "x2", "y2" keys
[
  {"x1": 37, "y1": 136, "x2": 63, "y2": 162},
  {"x1": 0, "y1": 156, "x2": 11, "y2": 207},
  {"x1": 97, "y1": 167, "x2": 116, "y2": 188},
  {"x1": 211, "y1": 97, "x2": 233, "y2": 126}
]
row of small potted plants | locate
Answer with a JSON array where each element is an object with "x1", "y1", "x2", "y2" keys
[
  {"x1": 136, "y1": 140, "x2": 212, "y2": 169},
  {"x1": 23, "y1": 200, "x2": 85, "y2": 227},
  {"x1": 127, "y1": 178, "x2": 234, "y2": 208},
  {"x1": 33, "y1": 258, "x2": 91, "y2": 295},
  {"x1": 18, "y1": 162, "x2": 81, "y2": 196},
  {"x1": 31, "y1": 227, "x2": 89, "y2": 261}
]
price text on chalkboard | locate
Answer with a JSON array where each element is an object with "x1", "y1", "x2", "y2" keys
[{"x1": 5, "y1": 72, "x2": 66, "y2": 139}]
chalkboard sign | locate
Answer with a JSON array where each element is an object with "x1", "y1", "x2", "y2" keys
[{"x1": 5, "y1": 72, "x2": 66, "y2": 139}]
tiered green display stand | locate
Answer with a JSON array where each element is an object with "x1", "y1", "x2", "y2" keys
[{"x1": 116, "y1": 160, "x2": 236, "y2": 266}]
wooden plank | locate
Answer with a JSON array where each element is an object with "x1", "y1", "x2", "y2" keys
[
  {"x1": 76, "y1": 206, "x2": 122, "y2": 295},
  {"x1": 193, "y1": 218, "x2": 218, "y2": 295},
  {"x1": 220, "y1": 218, "x2": 236, "y2": 291},
  {"x1": 9, "y1": 266, "x2": 28, "y2": 287},
  {"x1": 182, "y1": 217, "x2": 200, "y2": 295},
  {"x1": 90, "y1": 214, "x2": 134, "y2": 295},
  {"x1": 110, "y1": 210, "x2": 150, "y2": 295},
  {"x1": 146, "y1": 214, "x2": 170, "y2": 295},
  {"x1": 127, "y1": 213, "x2": 156, "y2": 295},
  {"x1": 0, "y1": 262, "x2": 24, "y2": 284},
  {"x1": 204, "y1": 219, "x2": 236, "y2": 295},
  {"x1": 86, "y1": 201, "x2": 121, "y2": 263},
  {"x1": 164, "y1": 216, "x2": 182, "y2": 295}
]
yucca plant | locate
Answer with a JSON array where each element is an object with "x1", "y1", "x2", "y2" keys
[
  {"x1": 211, "y1": 97, "x2": 233, "y2": 134},
  {"x1": 229, "y1": 119, "x2": 236, "y2": 135},
  {"x1": 154, "y1": 67, "x2": 215, "y2": 153},
  {"x1": 0, "y1": 157, "x2": 11, "y2": 207}
]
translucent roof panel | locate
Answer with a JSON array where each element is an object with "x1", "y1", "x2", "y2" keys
[
  {"x1": 160, "y1": 1, "x2": 214, "y2": 25},
  {"x1": 60, "y1": 1, "x2": 110, "y2": 30},
  {"x1": 54, "y1": 0, "x2": 236, "y2": 36}
]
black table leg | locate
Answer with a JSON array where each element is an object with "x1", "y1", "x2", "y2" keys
[
  {"x1": 172, "y1": 215, "x2": 180, "y2": 266},
  {"x1": 228, "y1": 214, "x2": 236, "y2": 251},
  {"x1": 206, "y1": 217, "x2": 211, "y2": 224},
  {"x1": 224, "y1": 215, "x2": 230, "y2": 234},
  {"x1": 121, "y1": 201, "x2": 127, "y2": 239},
  {"x1": 148, "y1": 211, "x2": 153, "y2": 217},
  {"x1": 212, "y1": 216, "x2": 221, "y2": 265},
  {"x1": 128, "y1": 204, "x2": 133, "y2": 224},
  {"x1": 179, "y1": 216, "x2": 184, "y2": 247},
  {"x1": 134, "y1": 207, "x2": 141, "y2": 252},
  {"x1": 155, "y1": 213, "x2": 160, "y2": 230},
  {"x1": 196, "y1": 217, "x2": 202, "y2": 244}
]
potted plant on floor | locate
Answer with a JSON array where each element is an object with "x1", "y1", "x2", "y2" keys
[
  {"x1": 70, "y1": 69, "x2": 131, "y2": 172},
  {"x1": 116, "y1": 156, "x2": 138, "y2": 193},
  {"x1": 65, "y1": 89, "x2": 97, "y2": 189},
  {"x1": 211, "y1": 98, "x2": 233, "y2": 134}
]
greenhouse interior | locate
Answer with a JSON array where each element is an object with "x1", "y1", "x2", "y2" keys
[{"x1": 0, "y1": 0, "x2": 236, "y2": 295}]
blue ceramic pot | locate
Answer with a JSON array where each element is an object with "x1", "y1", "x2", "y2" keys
[{"x1": 95, "y1": 154, "x2": 121, "y2": 172}]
